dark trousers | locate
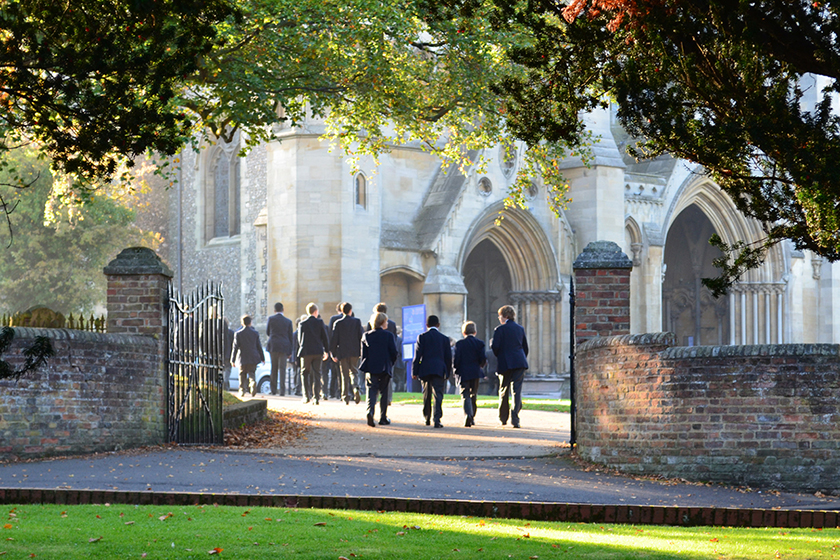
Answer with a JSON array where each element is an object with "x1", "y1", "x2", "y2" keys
[
  {"x1": 320, "y1": 359, "x2": 331, "y2": 399},
  {"x1": 239, "y1": 364, "x2": 257, "y2": 396},
  {"x1": 498, "y1": 368, "x2": 526, "y2": 426},
  {"x1": 269, "y1": 352, "x2": 287, "y2": 395},
  {"x1": 300, "y1": 354, "x2": 322, "y2": 402},
  {"x1": 329, "y1": 360, "x2": 341, "y2": 398},
  {"x1": 421, "y1": 376, "x2": 446, "y2": 423},
  {"x1": 338, "y1": 357, "x2": 360, "y2": 403},
  {"x1": 459, "y1": 378, "x2": 480, "y2": 420},
  {"x1": 365, "y1": 372, "x2": 390, "y2": 420}
]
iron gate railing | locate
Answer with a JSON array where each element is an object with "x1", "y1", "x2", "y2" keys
[{"x1": 167, "y1": 282, "x2": 225, "y2": 445}]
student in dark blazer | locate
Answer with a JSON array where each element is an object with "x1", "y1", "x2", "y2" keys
[
  {"x1": 326, "y1": 303, "x2": 344, "y2": 400},
  {"x1": 359, "y1": 312, "x2": 398, "y2": 427},
  {"x1": 411, "y1": 315, "x2": 452, "y2": 428},
  {"x1": 366, "y1": 302, "x2": 398, "y2": 406},
  {"x1": 266, "y1": 302, "x2": 294, "y2": 396},
  {"x1": 453, "y1": 321, "x2": 486, "y2": 427},
  {"x1": 491, "y1": 305, "x2": 529, "y2": 428},
  {"x1": 330, "y1": 302, "x2": 363, "y2": 405},
  {"x1": 297, "y1": 302, "x2": 329, "y2": 404},
  {"x1": 230, "y1": 315, "x2": 265, "y2": 397}
]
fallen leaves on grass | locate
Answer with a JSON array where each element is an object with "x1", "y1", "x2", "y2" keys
[{"x1": 224, "y1": 410, "x2": 311, "y2": 449}]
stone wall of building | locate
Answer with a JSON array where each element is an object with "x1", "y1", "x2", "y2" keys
[
  {"x1": 575, "y1": 332, "x2": 840, "y2": 493},
  {"x1": 0, "y1": 328, "x2": 165, "y2": 461}
]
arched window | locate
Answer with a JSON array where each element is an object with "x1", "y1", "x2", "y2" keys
[
  {"x1": 525, "y1": 182, "x2": 539, "y2": 201},
  {"x1": 205, "y1": 141, "x2": 242, "y2": 242},
  {"x1": 355, "y1": 173, "x2": 367, "y2": 209},
  {"x1": 478, "y1": 177, "x2": 492, "y2": 196},
  {"x1": 213, "y1": 152, "x2": 230, "y2": 238}
]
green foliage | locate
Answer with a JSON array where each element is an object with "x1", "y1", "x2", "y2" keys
[
  {"x1": 185, "y1": 0, "x2": 578, "y2": 209},
  {"x1": 0, "y1": 148, "x2": 154, "y2": 314},
  {"x1": 495, "y1": 0, "x2": 840, "y2": 287},
  {"x1": 702, "y1": 235, "x2": 772, "y2": 298},
  {"x1": 0, "y1": 0, "x2": 233, "y2": 186},
  {"x1": 0, "y1": 326, "x2": 53, "y2": 381}
]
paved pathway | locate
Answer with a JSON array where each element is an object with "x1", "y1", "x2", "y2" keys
[{"x1": 1, "y1": 394, "x2": 838, "y2": 512}]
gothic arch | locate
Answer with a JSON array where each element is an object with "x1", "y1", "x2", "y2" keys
[
  {"x1": 458, "y1": 202, "x2": 565, "y2": 376},
  {"x1": 665, "y1": 175, "x2": 784, "y2": 283},
  {"x1": 664, "y1": 174, "x2": 789, "y2": 344},
  {"x1": 459, "y1": 202, "x2": 560, "y2": 292}
]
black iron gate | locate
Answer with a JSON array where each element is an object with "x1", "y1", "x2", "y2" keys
[
  {"x1": 167, "y1": 282, "x2": 225, "y2": 445},
  {"x1": 569, "y1": 276, "x2": 576, "y2": 445}
]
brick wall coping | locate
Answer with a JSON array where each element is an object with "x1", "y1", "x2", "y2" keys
[
  {"x1": 577, "y1": 332, "x2": 675, "y2": 353},
  {"x1": 663, "y1": 343, "x2": 840, "y2": 359},
  {"x1": 8, "y1": 327, "x2": 156, "y2": 347},
  {"x1": 0, "y1": 488, "x2": 837, "y2": 528},
  {"x1": 577, "y1": 332, "x2": 840, "y2": 360},
  {"x1": 103, "y1": 246, "x2": 173, "y2": 277}
]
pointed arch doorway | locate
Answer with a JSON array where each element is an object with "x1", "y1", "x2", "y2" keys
[
  {"x1": 459, "y1": 204, "x2": 566, "y2": 381},
  {"x1": 464, "y1": 239, "x2": 512, "y2": 344},
  {"x1": 662, "y1": 205, "x2": 729, "y2": 346}
]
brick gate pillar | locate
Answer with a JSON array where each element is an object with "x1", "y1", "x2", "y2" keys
[
  {"x1": 104, "y1": 247, "x2": 174, "y2": 375},
  {"x1": 573, "y1": 241, "x2": 633, "y2": 345}
]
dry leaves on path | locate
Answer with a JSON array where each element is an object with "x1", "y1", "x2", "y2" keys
[{"x1": 224, "y1": 409, "x2": 312, "y2": 449}]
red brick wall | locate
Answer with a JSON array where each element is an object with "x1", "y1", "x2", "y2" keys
[
  {"x1": 574, "y1": 268, "x2": 630, "y2": 344},
  {"x1": 576, "y1": 333, "x2": 840, "y2": 493},
  {"x1": 0, "y1": 328, "x2": 165, "y2": 461}
]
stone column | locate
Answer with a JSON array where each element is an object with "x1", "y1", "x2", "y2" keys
[
  {"x1": 104, "y1": 247, "x2": 174, "y2": 368},
  {"x1": 421, "y1": 265, "x2": 468, "y2": 339},
  {"x1": 573, "y1": 241, "x2": 633, "y2": 345}
]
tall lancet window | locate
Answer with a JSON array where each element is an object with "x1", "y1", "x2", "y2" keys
[{"x1": 355, "y1": 173, "x2": 367, "y2": 209}]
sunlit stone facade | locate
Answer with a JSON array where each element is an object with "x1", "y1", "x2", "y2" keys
[{"x1": 153, "y1": 107, "x2": 840, "y2": 391}]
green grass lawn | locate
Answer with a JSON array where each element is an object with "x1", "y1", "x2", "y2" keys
[
  {"x1": 2, "y1": 504, "x2": 835, "y2": 559},
  {"x1": 390, "y1": 392, "x2": 571, "y2": 413},
  {"x1": 223, "y1": 391, "x2": 569, "y2": 413}
]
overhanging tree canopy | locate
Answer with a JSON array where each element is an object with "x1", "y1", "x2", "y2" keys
[
  {"x1": 494, "y1": 0, "x2": 840, "y2": 290},
  {"x1": 0, "y1": 0, "x2": 232, "y2": 184}
]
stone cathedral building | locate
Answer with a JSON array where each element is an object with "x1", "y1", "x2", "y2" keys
[{"x1": 153, "y1": 105, "x2": 840, "y2": 391}]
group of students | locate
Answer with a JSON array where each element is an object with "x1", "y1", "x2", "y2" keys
[
  {"x1": 230, "y1": 301, "x2": 529, "y2": 430},
  {"x1": 404, "y1": 304, "x2": 529, "y2": 430}
]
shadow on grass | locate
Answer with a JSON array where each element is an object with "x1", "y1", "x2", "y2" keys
[{"x1": 5, "y1": 504, "x2": 829, "y2": 559}]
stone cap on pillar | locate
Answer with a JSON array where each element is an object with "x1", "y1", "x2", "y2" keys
[
  {"x1": 422, "y1": 265, "x2": 468, "y2": 294},
  {"x1": 573, "y1": 241, "x2": 633, "y2": 270},
  {"x1": 104, "y1": 247, "x2": 173, "y2": 277}
]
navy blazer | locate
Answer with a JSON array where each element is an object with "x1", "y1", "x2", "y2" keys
[
  {"x1": 330, "y1": 314, "x2": 364, "y2": 359},
  {"x1": 359, "y1": 328, "x2": 398, "y2": 375},
  {"x1": 297, "y1": 315, "x2": 329, "y2": 357},
  {"x1": 266, "y1": 312, "x2": 294, "y2": 355},
  {"x1": 491, "y1": 320, "x2": 529, "y2": 372},
  {"x1": 412, "y1": 327, "x2": 452, "y2": 379},
  {"x1": 231, "y1": 326, "x2": 265, "y2": 367},
  {"x1": 453, "y1": 335, "x2": 487, "y2": 382}
]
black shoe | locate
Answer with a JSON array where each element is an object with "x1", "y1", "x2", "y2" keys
[
  {"x1": 512, "y1": 422, "x2": 520, "y2": 429},
  {"x1": 322, "y1": 395, "x2": 329, "y2": 401},
  {"x1": 367, "y1": 414, "x2": 376, "y2": 427},
  {"x1": 354, "y1": 388, "x2": 361, "y2": 404},
  {"x1": 314, "y1": 399, "x2": 320, "y2": 405},
  {"x1": 434, "y1": 422, "x2": 444, "y2": 429},
  {"x1": 379, "y1": 417, "x2": 391, "y2": 425},
  {"x1": 465, "y1": 416, "x2": 473, "y2": 427},
  {"x1": 424, "y1": 417, "x2": 431, "y2": 426}
]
